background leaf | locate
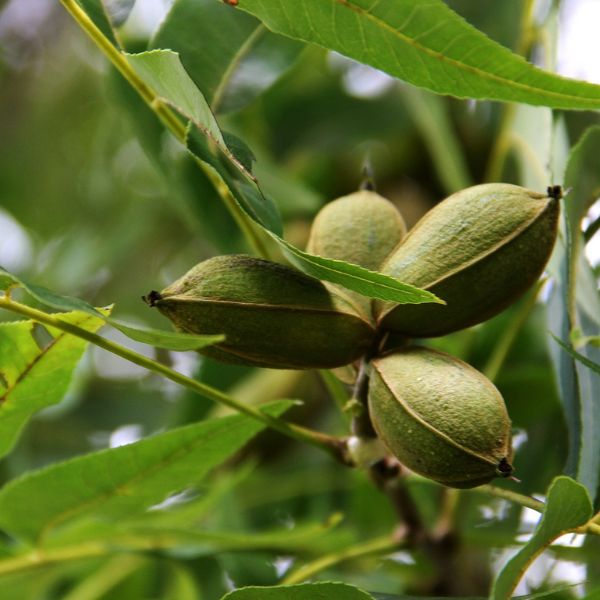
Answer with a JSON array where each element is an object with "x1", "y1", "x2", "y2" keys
[
  {"x1": 0, "y1": 309, "x2": 108, "y2": 459},
  {"x1": 545, "y1": 126, "x2": 600, "y2": 503},
  {"x1": 491, "y1": 476, "x2": 592, "y2": 600},
  {"x1": 236, "y1": 0, "x2": 600, "y2": 109},
  {"x1": 151, "y1": 0, "x2": 303, "y2": 114},
  {"x1": 0, "y1": 401, "x2": 292, "y2": 543}
]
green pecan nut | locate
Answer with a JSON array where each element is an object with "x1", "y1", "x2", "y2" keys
[
  {"x1": 145, "y1": 254, "x2": 375, "y2": 369},
  {"x1": 368, "y1": 347, "x2": 513, "y2": 488},
  {"x1": 374, "y1": 183, "x2": 560, "y2": 337}
]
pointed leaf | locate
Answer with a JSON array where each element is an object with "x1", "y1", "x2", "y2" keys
[
  {"x1": 276, "y1": 239, "x2": 444, "y2": 304},
  {"x1": 236, "y1": 0, "x2": 600, "y2": 109},
  {"x1": 491, "y1": 476, "x2": 592, "y2": 600},
  {"x1": 0, "y1": 269, "x2": 222, "y2": 351},
  {"x1": 220, "y1": 582, "x2": 376, "y2": 600},
  {"x1": 0, "y1": 309, "x2": 108, "y2": 459},
  {"x1": 0, "y1": 401, "x2": 293, "y2": 543}
]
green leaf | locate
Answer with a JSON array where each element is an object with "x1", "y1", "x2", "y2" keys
[
  {"x1": 547, "y1": 125, "x2": 600, "y2": 502},
  {"x1": 275, "y1": 239, "x2": 444, "y2": 304},
  {"x1": 0, "y1": 401, "x2": 293, "y2": 543},
  {"x1": 220, "y1": 581, "x2": 376, "y2": 599},
  {"x1": 0, "y1": 268, "x2": 222, "y2": 351},
  {"x1": 509, "y1": 105, "x2": 554, "y2": 191},
  {"x1": 572, "y1": 255, "x2": 600, "y2": 502},
  {"x1": 222, "y1": 132, "x2": 257, "y2": 173},
  {"x1": 151, "y1": 0, "x2": 303, "y2": 114},
  {"x1": 547, "y1": 216, "x2": 581, "y2": 478},
  {"x1": 490, "y1": 476, "x2": 592, "y2": 600},
  {"x1": 0, "y1": 309, "x2": 108, "y2": 459},
  {"x1": 236, "y1": 0, "x2": 600, "y2": 110},
  {"x1": 124, "y1": 49, "x2": 283, "y2": 235},
  {"x1": 127, "y1": 50, "x2": 225, "y2": 144}
]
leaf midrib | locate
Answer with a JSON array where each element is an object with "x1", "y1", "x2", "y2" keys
[
  {"x1": 312, "y1": 0, "x2": 600, "y2": 104},
  {"x1": 31, "y1": 419, "x2": 256, "y2": 544},
  {"x1": 0, "y1": 315, "x2": 96, "y2": 407}
]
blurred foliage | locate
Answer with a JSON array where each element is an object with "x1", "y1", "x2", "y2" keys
[{"x1": 1, "y1": 0, "x2": 600, "y2": 598}]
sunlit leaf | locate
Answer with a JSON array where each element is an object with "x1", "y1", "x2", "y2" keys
[
  {"x1": 0, "y1": 401, "x2": 292, "y2": 543},
  {"x1": 0, "y1": 309, "x2": 109, "y2": 459},
  {"x1": 236, "y1": 0, "x2": 600, "y2": 109}
]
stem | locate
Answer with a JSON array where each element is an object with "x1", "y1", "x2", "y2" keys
[
  {"x1": 0, "y1": 297, "x2": 347, "y2": 463},
  {"x1": 370, "y1": 459, "x2": 427, "y2": 543},
  {"x1": 281, "y1": 533, "x2": 403, "y2": 585},
  {"x1": 350, "y1": 360, "x2": 376, "y2": 438},
  {"x1": 476, "y1": 484, "x2": 545, "y2": 512},
  {"x1": 0, "y1": 542, "x2": 109, "y2": 576},
  {"x1": 0, "y1": 525, "x2": 324, "y2": 577},
  {"x1": 59, "y1": 0, "x2": 272, "y2": 260},
  {"x1": 476, "y1": 485, "x2": 600, "y2": 536}
]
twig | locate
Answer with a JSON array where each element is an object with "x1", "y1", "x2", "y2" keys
[
  {"x1": 281, "y1": 533, "x2": 404, "y2": 585},
  {"x1": 0, "y1": 296, "x2": 349, "y2": 464}
]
